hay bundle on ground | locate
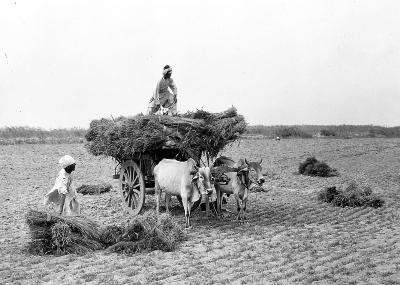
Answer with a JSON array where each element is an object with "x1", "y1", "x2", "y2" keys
[
  {"x1": 107, "y1": 210, "x2": 186, "y2": 254},
  {"x1": 318, "y1": 181, "x2": 384, "y2": 208},
  {"x1": 99, "y1": 225, "x2": 125, "y2": 246},
  {"x1": 85, "y1": 107, "x2": 246, "y2": 161},
  {"x1": 76, "y1": 183, "x2": 112, "y2": 195},
  {"x1": 251, "y1": 185, "x2": 269, "y2": 192},
  {"x1": 26, "y1": 210, "x2": 103, "y2": 255},
  {"x1": 299, "y1": 157, "x2": 338, "y2": 177}
]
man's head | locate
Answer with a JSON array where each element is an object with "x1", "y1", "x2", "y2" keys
[
  {"x1": 59, "y1": 155, "x2": 76, "y2": 173},
  {"x1": 65, "y1": 163, "x2": 76, "y2": 173},
  {"x1": 163, "y1": 65, "x2": 172, "y2": 79}
]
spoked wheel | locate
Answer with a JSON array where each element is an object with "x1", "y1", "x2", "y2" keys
[
  {"x1": 176, "y1": 195, "x2": 201, "y2": 212},
  {"x1": 119, "y1": 160, "x2": 146, "y2": 216}
]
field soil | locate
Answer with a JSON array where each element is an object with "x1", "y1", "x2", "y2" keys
[{"x1": 1, "y1": 138, "x2": 400, "y2": 284}]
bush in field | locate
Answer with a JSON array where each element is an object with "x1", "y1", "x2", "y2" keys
[
  {"x1": 318, "y1": 181, "x2": 384, "y2": 208},
  {"x1": 275, "y1": 127, "x2": 312, "y2": 139},
  {"x1": 299, "y1": 157, "x2": 338, "y2": 177},
  {"x1": 320, "y1": 129, "x2": 336, "y2": 137},
  {"x1": 0, "y1": 127, "x2": 86, "y2": 145}
]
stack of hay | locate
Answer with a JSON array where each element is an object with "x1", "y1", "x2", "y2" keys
[
  {"x1": 103, "y1": 210, "x2": 186, "y2": 254},
  {"x1": 25, "y1": 210, "x2": 103, "y2": 255},
  {"x1": 85, "y1": 107, "x2": 247, "y2": 161},
  {"x1": 318, "y1": 181, "x2": 384, "y2": 208},
  {"x1": 76, "y1": 183, "x2": 112, "y2": 195},
  {"x1": 26, "y1": 210, "x2": 186, "y2": 255},
  {"x1": 299, "y1": 157, "x2": 338, "y2": 177}
]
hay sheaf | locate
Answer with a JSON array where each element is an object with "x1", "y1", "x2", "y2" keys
[
  {"x1": 25, "y1": 210, "x2": 103, "y2": 255},
  {"x1": 107, "y1": 210, "x2": 186, "y2": 254},
  {"x1": 85, "y1": 107, "x2": 247, "y2": 161},
  {"x1": 76, "y1": 183, "x2": 112, "y2": 195},
  {"x1": 318, "y1": 181, "x2": 384, "y2": 208},
  {"x1": 26, "y1": 210, "x2": 185, "y2": 255},
  {"x1": 299, "y1": 157, "x2": 338, "y2": 177},
  {"x1": 99, "y1": 225, "x2": 125, "y2": 246}
]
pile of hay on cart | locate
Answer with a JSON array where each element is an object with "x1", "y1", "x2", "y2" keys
[{"x1": 84, "y1": 107, "x2": 247, "y2": 161}]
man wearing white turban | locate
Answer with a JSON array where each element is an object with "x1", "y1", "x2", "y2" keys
[
  {"x1": 44, "y1": 155, "x2": 80, "y2": 216},
  {"x1": 148, "y1": 65, "x2": 178, "y2": 115}
]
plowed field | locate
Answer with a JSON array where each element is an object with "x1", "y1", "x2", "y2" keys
[{"x1": 1, "y1": 138, "x2": 400, "y2": 284}]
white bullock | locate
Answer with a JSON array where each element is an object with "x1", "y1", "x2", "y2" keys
[{"x1": 154, "y1": 158, "x2": 213, "y2": 228}]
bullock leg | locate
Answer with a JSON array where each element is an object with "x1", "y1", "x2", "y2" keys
[
  {"x1": 205, "y1": 195, "x2": 210, "y2": 217},
  {"x1": 235, "y1": 193, "x2": 241, "y2": 221},
  {"x1": 216, "y1": 188, "x2": 222, "y2": 216},
  {"x1": 187, "y1": 201, "x2": 192, "y2": 227},
  {"x1": 181, "y1": 196, "x2": 191, "y2": 228},
  {"x1": 155, "y1": 181, "x2": 161, "y2": 214},
  {"x1": 165, "y1": 193, "x2": 171, "y2": 213},
  {"x1": 242, "y1": 201, "x2": 247, "y2": 221},
  {"x1": 242, "y1": 189, "x2": 249, "y2": 221}
]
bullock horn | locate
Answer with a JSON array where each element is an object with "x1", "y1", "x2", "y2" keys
[
  {"x1": 259, "y1": 158, "x2": 263, "y2": 164},
  {"x1": 245, "y1": 158, "x2": 249, "y2": 165},
  {"x1": 238, "y1": 167, "x2": 248, "y2": 173}
]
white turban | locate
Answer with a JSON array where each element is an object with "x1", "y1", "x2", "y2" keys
[
  {"x1": 163, "y1": 66, "x2": 172, "y2": 75},
  {"x1": 59, "y1": 155, "x2": 76, "y2": 168}
]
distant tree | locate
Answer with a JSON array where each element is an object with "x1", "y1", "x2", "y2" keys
[{"x1": 320, "y1": 129, "x2": 336, "y2": 137}]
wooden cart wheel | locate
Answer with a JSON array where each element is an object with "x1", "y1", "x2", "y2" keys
[
  {"x1": 119, "y1": 160, "x2": 146, "y2": 216},
  {"x1": 177, "y1": 195, "x2": 201, "y2": 212}
]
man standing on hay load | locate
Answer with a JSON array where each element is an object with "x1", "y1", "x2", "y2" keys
[
  {"x1": 44, "y1": 155, "x2": 80, "y2": 216},
  {"x1": 148, "y1": 65, "x2": 178, "y2": 115}
]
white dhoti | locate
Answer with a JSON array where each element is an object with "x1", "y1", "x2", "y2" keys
[{"x1": 44, "y1": 169, "x2": 80, "y2": 216}]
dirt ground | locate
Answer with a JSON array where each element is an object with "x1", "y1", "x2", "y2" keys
[{"x1": 1, "y1": 138, "x2": 400, "y2": 284}]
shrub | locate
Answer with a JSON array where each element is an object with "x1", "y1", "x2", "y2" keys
[
  {"x1": 320, "y1": 129, "x2": 336, "y2": 137},
  {"x1": 275, "y1": 127, "x2": 312, "y2": 139}
]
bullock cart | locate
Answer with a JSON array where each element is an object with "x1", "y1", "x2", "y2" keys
[{"x1": 84, "y1": 107, "x2": 247, "y2": 216}]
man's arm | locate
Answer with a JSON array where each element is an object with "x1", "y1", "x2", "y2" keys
[
  {"x1": 59, "y1": 194, "x2": 66, "y2": 215},
  {"x1": 169, "y1": 79, "x2": 178, "y2": 101},
  {"x1": 58, "y1": 176, "x2": 69, "y2": 215}
]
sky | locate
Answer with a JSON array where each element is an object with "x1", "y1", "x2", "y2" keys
[{"x1": 0, "y1": 0, "x2": 399, "y2": 129}]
